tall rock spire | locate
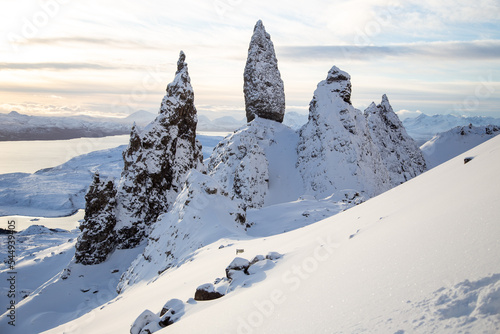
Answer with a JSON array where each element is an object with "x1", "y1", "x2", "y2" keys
[
  {"x1": 244, "y1": 20, "x2": 285, "y2": 123},
  {"x1": 76, "y1": 51, "x2": 205, "y2": 264},
  {"x1": 297, "y1": 66, "x2": 392, "y2": 199},
  {"x1": 114, "y1": 51, "x2": 205, "y2": 249}
]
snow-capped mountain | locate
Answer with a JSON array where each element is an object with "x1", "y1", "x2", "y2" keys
[
  {"x1": 282, "y1": 111, "x2": 308, "y2": 130},
  {"x1": 365, "y1": 94, "x2": 427, "y2": 185},
  {"x1": 2, "y1": 129, "x2": 499, "y2": 334},
  {"x1": 297, "y1": 66, "x2": 392, "y2": 199},
  {"x1": 4, "y1": 18, "x2": 497, "y2": 334},
  {"x1": 196, "y1": 115, "x2": 244, "y2": 132},
  {"x1": 0, "y1": 111, "x2": 131, "y2": 141},
  {"x1": 403, "y1": 113, "x2": 500, "y2": 144},
  {"x1": 421, "y1": 124, "x2": 500, "y2": 168}
]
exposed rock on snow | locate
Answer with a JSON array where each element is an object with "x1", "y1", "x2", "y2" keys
[
  {"x1": 130, "y1": 309, "x2": 161, "y2": 334},
  {"x1": 244, "y1": 20, "x2": 285, "y2": 123},
  {"x1": 421, "y1": 124, "x2": 500, "y2": 168},
  {"x1": 75, "y1": 173, "x2": 117, "y2": 265},
  {"x1": 364, "y1": 94, "x2": 427, "y2": 185},
  {"x1": 194, "y1": 283, "x2": 224, "y2": 301},
  {"x1": 117, "y1": 171, "x2": 247, "y2": 292},
  {"x1": 297, "y1": 66, "x2": 392, "y2": 199},
  {"x1": 113, "y1": 51, "x2": 205, "y2": 250}
]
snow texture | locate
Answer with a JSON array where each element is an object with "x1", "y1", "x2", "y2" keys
[
  {"x1": 113, "y1": 51, "x2": 205, "y2": 250},
  {"x1": 117, "y1": 170, "x2": 247, "y2": 292},
  {"x1": 208, "y1": 117, "x2": 302, "y2": 209},
  {"x1": 364, "y1": 94, "x2": 427, "y2": 185},
  {"x1": 244, "y1": 20, "x2": 285, "y2": 123},
  {"x1": 421, "y1": 124, "x2": 500, "y2": 168},
  {"x1": 297, "y1": 66, "x2": 392, "y2": 199}
]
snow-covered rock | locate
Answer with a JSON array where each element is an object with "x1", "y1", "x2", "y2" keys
[
  {"x1": 244, "y1": 20, "x2": 285, "y2": 123},
  {"x1": 365, "y1": 94, "x2": 427, "y2": 185},
  {"x1": 297, "y1": 66, "x2": 391, "y2": 199},
  {"x1": 403, "y1": 113, "x2": 500, "y2": 145},
  {"x1": 208, "y1": 118, "x2": 302, "y2": 208},
  {"x1": 117, "y1": 170, "x2": 247, "y2": 291},
  {"x1": 421, "y1": 124, "x2": 500, "y2": 168},
  {"x1": 75, "y1": 173, "x2": 118, "y2": 265},
  {"x1": 114, "y1": 51, "x2": 205, "y2": 249}
]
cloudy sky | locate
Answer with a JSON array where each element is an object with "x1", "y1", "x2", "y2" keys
[{"x1": 1, "y1": 0, "x2": 499, "y2": 120}]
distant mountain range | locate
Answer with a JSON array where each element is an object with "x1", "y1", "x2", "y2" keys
[{"x1": 403, "y1": 113, "x2": 500, "y2": 145}]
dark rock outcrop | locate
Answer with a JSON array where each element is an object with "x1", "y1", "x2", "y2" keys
[
  {"x1": 75, "y1": 173, "x2": 117, "y2": 265},
  {"x1": 194, "y1": 283, "x2": 224, "y2": 301},
  {"x1": 244, "y1": 20, "x2": 285, "y2": 123},
  {"x1": 114, "y1": 51, "x2": 205, "y2": 249}
]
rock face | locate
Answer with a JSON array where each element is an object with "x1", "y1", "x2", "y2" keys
[
  {"x1": 297, "y1": 66, "x2": 392, "y2": 199},
  {"x1": 208, "y1": 119, "x2": 275, "y2": 209},
  {"x1": 114, "y1": 51, "x2": 205, "y2": 249},
  {"x1": 76, "y1": 51, "x2": 204, "y2": 265},
  {"x1": 117, "y1": 170, "x2": 247, "y2": 292},
  {"x1": 244, "y1": 20, "x2": 285, "y2": 123},
  {"x1": 364, "y1": 94, "x2": 427, "y2": 185},
  {"x1": 75, "y1": 173, "x2": 117, "y2": 265}
]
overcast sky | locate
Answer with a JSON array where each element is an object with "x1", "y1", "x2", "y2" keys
[{"x1": 1, "y1": 0, "x2": 499, "y2": 120}]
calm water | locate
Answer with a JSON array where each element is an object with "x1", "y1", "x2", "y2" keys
[
  {"x1": 0, "y1": 135, "x2": 131, "y2": 174},
  {"x1": 0, "y1": 132, "x2": 231, "y2": 175}
]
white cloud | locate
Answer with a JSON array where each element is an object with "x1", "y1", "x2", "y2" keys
[{"x1": 396, "y1": 109, "x2": 423, "y2": 120}]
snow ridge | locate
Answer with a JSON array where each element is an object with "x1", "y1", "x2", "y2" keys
[
  {"x1": 244, "y1": 20, "x2": 285, "y2": 123},
  {"x1": 365, "y1": 94, "x2": 427, "y2": 185}
]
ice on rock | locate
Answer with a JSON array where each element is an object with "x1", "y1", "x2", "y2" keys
[
  {"x1": 297, "y1": 66, "x2": 392, "y2": 199},
  {"x1": 364, "y1": 94, "x2": 427, "y2": 185},
  {"x1": 244, "y1": 20, "x2": 285, "y2": 123}
]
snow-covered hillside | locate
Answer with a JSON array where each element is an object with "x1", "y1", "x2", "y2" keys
[
  {"x1": 2, "y1": 126, "x2": 499, "y2": 334},
  {"x1": 0, "y1": 135, "x2": 222, "y2": 217},
  {"x1": 421, "y1": 124, "x2": 500, "y2": 168},
  {"x1": 403, "y1": 113, "x2": 500, "y2": 145}
]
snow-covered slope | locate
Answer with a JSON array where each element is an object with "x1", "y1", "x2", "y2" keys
[
  {"x1": 421, "y1": 124, "x2": 500, "y2": 168},
  {"x1": 7, "y1": 127, "x2": 498, "y2": 334},
  {"x1": 0, "y1": 135, "x2": 222, "y2": 217},
  {"x1": 403, "y1": 113, "x2": 500, "y2": 145}
]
